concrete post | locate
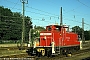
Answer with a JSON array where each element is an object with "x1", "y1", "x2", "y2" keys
[{"x1": 80, "y1": 40, "x2": 83, "y2": 50}]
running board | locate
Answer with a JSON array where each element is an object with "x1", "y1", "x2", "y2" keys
[{"x1": 52, "y1": 53, "x2": 60, "y2": 56}]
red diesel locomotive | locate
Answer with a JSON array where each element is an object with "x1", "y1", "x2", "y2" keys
[{"x1": 27, "y1": 25, "x2": 80, "y2": 56}]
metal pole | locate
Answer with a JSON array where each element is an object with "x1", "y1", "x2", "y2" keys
[
  {"x1": 59, "y1": 7, "x2": 64, "y2": 53},
  {"x1": 75, "y1": 28, "x2": 76, "y2": 33},
  {"x1": 82, "y1": 18, "x2": 84, "y2": 43},
  {"x1": 21, "y1": 0, "x2": 28, "y2": 48},
  {"x1": 29, "y1": 29, "x2": 31, "y2": 44},
  {"x1": 60, "y1": 7, "x2": 62, "y2": 26},
  {"x1": 28, "y1": 28, "x2": 31, "y2": 47}
]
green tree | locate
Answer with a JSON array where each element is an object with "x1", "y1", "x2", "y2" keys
[
  {"x1": 84, "y1": 30, "x2": 90, "y2": 40},
  {"x1": 72, "y1": 26, "x2": 90, "y2": 40},
  {"x1": 0, "y1": 6, "x2": 32, "y2": 43},
  {"x1": 31, "y1": 26, "x2": 45, "y2": 43},
  {"x1": 24, "y1": 16, "x2": 32, "y2": 43},
  {"x1": 34, "y1": 26, "x2": 45, "y2": 31},
  {"x1": 72, "y1": 26, "x2": 83, "y2": 39}
]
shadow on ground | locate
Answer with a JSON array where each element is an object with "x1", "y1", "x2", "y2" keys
[{"x1": 81, "y1": 57, "x2": 90, "y2": 60}]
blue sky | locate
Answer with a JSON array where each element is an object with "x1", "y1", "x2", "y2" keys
[{"x1": 0, "y1": 0, "x2": 90, "y2": 30}]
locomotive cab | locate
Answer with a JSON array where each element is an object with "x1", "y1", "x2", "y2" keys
[{"x1": 46, "y1": 25, "x2": 61, "y2": 31}]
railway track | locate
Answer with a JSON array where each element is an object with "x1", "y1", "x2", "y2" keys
[
  {"x1": 72, "y1": 48, "x2": 90, "y2": 55},
  {"x1": 0, "y1": 53, "x2": 40, "y2": 60},
  {"x1": 0, "y1": 47, "x2": 90, "y2": 60},
  {"x1": 0, "y1": 53, "x2": 28, "y2": 58},
  {"x1": 0, "y1": 46, "x2": 28, "y2": 50},
  {"x1": 33, "y1": 48, "x2": 90, "y2": 60},
  {"x1": 0, "y1": 47, "x2": 28, "y2": 57},
  {"x1": 0, "y1": 53, "x2": 36, "y2": 60}
]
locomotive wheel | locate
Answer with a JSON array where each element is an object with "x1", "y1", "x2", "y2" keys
[
  {"x1": 37, "y1": 52, "x2": 41, "y2": 57},
  {"x1": 66, "y1": 52, "x2": 72, "y2": 57},
  {"x1": 47, "y1": 50, "x2": 52, "y2": 57},
  {"x1": 67, "y1": 53, "x2": 72, "y2": 57},
  {"x1": 41, "y1": 50, "x2": 45, "y2": 56},
  {"x1": 66, "y1": 51, "x2": 72, "y2": 57}
]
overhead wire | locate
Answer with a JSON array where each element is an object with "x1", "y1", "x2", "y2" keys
[
  {"x1": 63, "y1": 17, "x2": 90, "y2": 27},
  {"x1": 3, "y1": 0, "x2": 59, "y2": 25},
  {"x1": 77, "y1": 0, "x2": 90, "y2": 9},
  {"x1": 4, "y1": 0, "x2": 22, "y2": 6},
  {"x1": 4, "y1": 0, "x2": 90, "y2": 18},
  {"x1": 32, "y1": 18, "x2": 54, "y2": 23},
  {"x1": 26, "y1": 6, "x2": 59, "y2": 17},
  {"x1": 1, "y1": 0, "x2": 90, "y2": 30},
  {"x1": 10, "y1": 0, "x2": 19, "y2": 10},
  {"x1": 1, "y1": 6, "x2": 90, "y2": 29},
  {"x1": 4, "y1": 0, "x2": 59, "y2": 18},
  {"x1": 4, "y1": 0, "x2": 89, "y2": 18},
  {"x1": 0, "y1": 7, "x2": 55, "y2": 25}
]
